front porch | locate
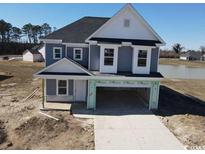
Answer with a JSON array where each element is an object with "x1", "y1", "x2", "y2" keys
[{"x1": 41, "y1": 101, "x2": 72, "y2": 111}]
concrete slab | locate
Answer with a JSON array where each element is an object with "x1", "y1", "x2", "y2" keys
[
  {"x1": 94, "y1": 115, "x2": 185, "y2": 150},
  {"x1": 42, "y1": 102, "x2": 71, "y2": 111}
]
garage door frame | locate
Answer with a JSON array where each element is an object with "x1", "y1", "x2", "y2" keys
[{"x1": 87, "y1": 79, "x2": 160, "y2": 110}]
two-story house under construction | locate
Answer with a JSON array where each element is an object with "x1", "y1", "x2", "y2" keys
[{"x1": 34, "y1": 4, "x2": 165, "y2": 111}]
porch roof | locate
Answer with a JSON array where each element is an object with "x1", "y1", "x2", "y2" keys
[
  {"x1": 90, "y1": 37, "x2": 161, "y2": 46},
  {"x1": 39, "y1": 72, "x2": 90, "y2": 76},
  {"x1": 91, "y1": 71, "x2": 164, "y2": 78}
]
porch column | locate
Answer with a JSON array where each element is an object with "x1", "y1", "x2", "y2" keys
[
  {"x1": 149, "y1": 81, "x2": 160, "y2": 110},
  {"x1": 87, "y1": 80, "x2": 96, "y2": 110},
  {"x1": 42, "y1": 79, "x2": 45, "y2": 108}
]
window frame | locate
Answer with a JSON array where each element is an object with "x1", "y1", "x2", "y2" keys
[
  {"x1": 73, "y1": 48, "x2": 83, "y2": 61},
  {"x1": 56, "y1": 79, "x2": 68, "y2": 96},
  {"x1": 104, "y1": 48, "x2": 114, "y2": 66},
  {"x1": 53, "y1": 47, "x2": 62, "y2": 60},
  {"x1": 137, "y1": 50, "x2": 148, "y2": 67}
]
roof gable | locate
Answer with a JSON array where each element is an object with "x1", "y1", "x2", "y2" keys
[
  {"x1": 86, "y1": 4, "x2": 165, "y2": 45},
  {"x1": 35, "y1": 58, "x2": 94, "y2": 76}
]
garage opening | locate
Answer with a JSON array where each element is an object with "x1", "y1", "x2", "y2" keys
[{"x1": 96, "y1": 87, "x2": 150, "y2": 109}]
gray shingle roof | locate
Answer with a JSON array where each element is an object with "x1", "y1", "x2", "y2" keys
[
  {"x1": 31, "y1": 43, "x2": 44, "y2": 51},
  {"x1": 44, "y1": 16, "x2": 110, "y2": 43}
]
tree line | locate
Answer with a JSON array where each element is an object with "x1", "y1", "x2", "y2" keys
[
  {"x1": 0, "y1": 19, "x2": 56, "y2": 55},
  {"x1": 172, "y1": 43, "x2": 205, "y2": 54},
  {"x1": 0, "y1": 19, "x2": 56, "y2": 44},
  {"x1": 160, "y1": 43, "x2": 205, "y2": 58}
]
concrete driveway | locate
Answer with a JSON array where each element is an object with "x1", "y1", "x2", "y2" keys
[
  {"x1": 72, "y1": 89, "x2": 185, "y2": 149},
  {"x1": 94, "y1": 89, "x2": 184, "y2": 150},
  {"x1": 94, "y1": 115, "x2": 184, "y2": 150}
]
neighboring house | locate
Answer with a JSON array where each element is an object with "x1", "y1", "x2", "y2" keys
[
  {"x1": 34, "y1": 4, "x2": 165, "y2": 110},
  {"x1": 180, "y1": 51, "x2": 202, "y2": 61},
  {"x1": 201, "y1": 54, "x2": 205, "y2": 61},
  {"x1": 23, "y1": 44, "x2": 45, "y2": 62}
]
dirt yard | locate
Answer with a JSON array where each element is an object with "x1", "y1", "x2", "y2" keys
[
  {"x1": 0, "y1": 60, "x2": 205, "y2": 150},
  {"x1": 159, "y1": 58, "x2": 205, "y2": 149},
  {"x1": 156, "y1": 79, "x2": 205, "y2": 149},
  {"x1": 0, "y1": 61, "x2": 94, "y2": 150},
  {"x1": 159, "y1": 58, "x2": 205, "y2": 68}
]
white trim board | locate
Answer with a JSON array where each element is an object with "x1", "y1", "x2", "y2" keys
[
  {"x1": 63, "y1": 43, "x2": 89, "y2": 48},
  {"x1": 34, "y1": 74, "x2": 91, "y2": 80},
  {"x1": 40, "y1": 39, "x2": 62, "y2": 44},
  {"x1": 96, "y1": 83, "x2": 151, "y2": 88},
  {"x1": 34, "y1": 74, "x2": 163, "y2": 81}
]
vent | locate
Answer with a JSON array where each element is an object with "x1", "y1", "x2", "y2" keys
[{"x1": 124, "y1": 19, "x2": 130, "y2": 27}]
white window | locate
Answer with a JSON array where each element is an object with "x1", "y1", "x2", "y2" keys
[
  {"x1": 53, "y1": 47, "x2": 62, "y2": 59},
  {"x1": 100, "y1": 45, "x2": 118, "y2": 73},
  {"x1": 73, "y1": 48, "x2": 83, "y2": 60},
  {"x1": 124, "y1": 19, "x2": 130, "y2": 27},
  {"x1": 138, "y1": 50, "x2": 147, "y2": 67},
  {"x1": 57, "y1": 80, "x2": 67, "y2": 96},
  {"x1": 104, "y1": 48, "x2": 114, "y2": 66}
]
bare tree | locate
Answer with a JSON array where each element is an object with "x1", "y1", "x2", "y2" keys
[{"x1": 172, "y1": 43, "x2": 184, "y2": 54}]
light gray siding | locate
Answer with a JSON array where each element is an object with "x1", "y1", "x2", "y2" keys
[
  {"x1": 67, "y1": 47, "x2": 89, "y2": 68},
  {"x1": 150, "y1": 48, "x2": 159, "y2": 72},
  {"x1": 90, "y1": 45, "x2": 100, "y2": 71},
  {"x1": 46, "y1": 79, "x2": 74, "y2": 96},
  {"x1": 117, "y1": 46, "x2": 132, "y2": 72},
  {"x1": 45, "y1": 43, "x2": 66, "y2": 66},
  {"x1": 46, "y1": 79, "x2": 56, "y2": 95}
]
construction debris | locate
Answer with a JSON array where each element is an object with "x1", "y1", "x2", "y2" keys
[
  {"x1": 0, "y1": 94, "x2": 12, "y2": 96},
  {"x1": 1, "y1": 83, "x2": 16, "y2": 87},
  {"x1": 39, "y1": 111, "x2": 59, "y2": 121},
  {"x1": 23, "y1": 87, "x2": 39, "y2": 102}
]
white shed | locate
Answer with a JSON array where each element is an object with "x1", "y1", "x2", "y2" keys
[
  {"x1": 23, "y1": 44, "x2": 45, "y2": 62},
  {"x1": 23, "y1": 49, "x2": 44, "y2": 62}
]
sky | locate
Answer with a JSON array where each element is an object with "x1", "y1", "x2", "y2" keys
[{"x1": 0, "y1": 3, "x2": 205, "y2": 50}]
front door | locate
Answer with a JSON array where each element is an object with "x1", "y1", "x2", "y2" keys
[{"x1": 75, "y1": 80, "x2": 87, "y2": 102}]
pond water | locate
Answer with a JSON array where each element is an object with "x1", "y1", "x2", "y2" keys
[{"x1": 158, "y1": 64, "x2": 205, "y2": 79}]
